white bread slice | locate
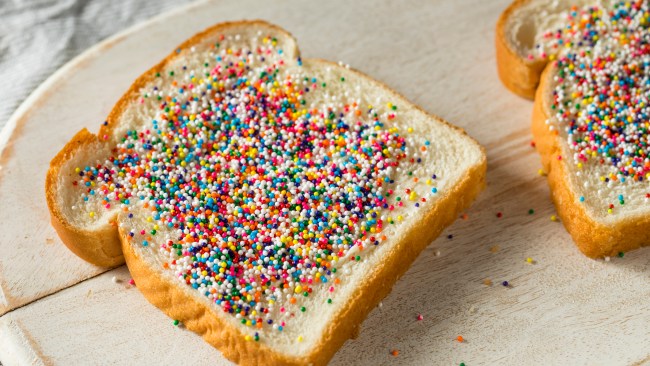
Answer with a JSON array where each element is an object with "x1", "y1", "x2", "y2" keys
[
  {"x1": 46, "y1": 21, "x2": 486, "y2": 365},
  {"x1": 497, "y1": 1, "x2": 650, "y2": 258}
]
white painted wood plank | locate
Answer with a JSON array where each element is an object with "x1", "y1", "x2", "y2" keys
[
  {"x1": 0, "y1": 267, "x2": 230, "y2": 365},
  {"x1": 0, "y1": 0, "x2": 649, "y2": 364}
]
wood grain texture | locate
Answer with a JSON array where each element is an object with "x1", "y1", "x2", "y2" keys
[{"x1": 0, "y1": 0, "x2": 649, "y2": 365}]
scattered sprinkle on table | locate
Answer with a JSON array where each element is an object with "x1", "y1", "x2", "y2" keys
[{"x1": 483, "y1": 279, "x2": 492, "y2": 286}]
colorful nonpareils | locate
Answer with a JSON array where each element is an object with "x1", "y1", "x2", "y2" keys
[{"x1": 71, "y1": 32, "x2": 440, "y2": 338}]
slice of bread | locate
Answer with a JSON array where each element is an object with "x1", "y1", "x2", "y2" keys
[
  {"x1": 46, "y1": 20, "x2": 486, "y2": 365},
  {"x1": 497, "y1": 0, "x2": 650, "y2": 258}
]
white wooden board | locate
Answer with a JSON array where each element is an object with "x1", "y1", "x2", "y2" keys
[{"x1": 0, "y1": 0, "x2": 649, "y2": 365}]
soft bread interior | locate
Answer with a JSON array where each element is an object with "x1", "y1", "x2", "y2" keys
[{"x1": 54, "y1": 23, "x2": 484, "y2": 357}]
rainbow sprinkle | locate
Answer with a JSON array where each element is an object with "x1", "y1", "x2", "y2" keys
[
  {"x1": 72, "y1": 31, "x2": 438, "y2": 338},
  {"x1": 531, "y1": 1, "x2": 650, "y2": 212}
]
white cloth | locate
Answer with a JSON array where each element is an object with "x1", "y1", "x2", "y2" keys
[{"x1": 0, "y1": 0, "x2": 195, "y2": 130}]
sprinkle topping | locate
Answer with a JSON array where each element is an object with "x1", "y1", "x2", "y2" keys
[{"x1": 72, "y1": 32, "x2": 436, "y2": 337}]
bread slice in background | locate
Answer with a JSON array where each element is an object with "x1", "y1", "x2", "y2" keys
[
  {"x1": 46, "y1": 20, "x2": 486, "y2": 365},
  {"x1": 496, "y1": 0, "x2": 650, "y2": 258}
]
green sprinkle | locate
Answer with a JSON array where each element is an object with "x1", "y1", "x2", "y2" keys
[
  {"x1": 340, "y1": 77, "x2": 345, "y2": 82},
  {"x1": 528, "y1": 209, "x2": 534, "y2": 215},
  {"x1": 322, "y1": 83, "x2": 326, "y2": 87},
  {"x1": 169, "y1": 71, "x2": 174, "y2": 76},
  {"x1": 618, "y1": 251, "x2": 625, "y2": 258},
  {"x1": 300, "y1": 306, "x2": 306, "y2": 312},
  {"x1": 327, "y1": 298, "x2": 332, "y2": 304},
  {"x1": 391, "y1": 105, "x2": 397, "y2": 110},
  {"x1": 173, "y1": 320, "x2": 179, "y2": 326},
  {"x1": 355, "y1": 255, "x2": 361, "y2": 261}
]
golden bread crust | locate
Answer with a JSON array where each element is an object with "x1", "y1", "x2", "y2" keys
[{"x1": 495, "y1": 0, "x2": 547, "y2": 100}]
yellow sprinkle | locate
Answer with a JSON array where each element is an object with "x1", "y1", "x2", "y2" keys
[
  {"x1": 407, "y1": 127, "x2": 414, "y2": 133},
  {"x1": 244, "y1": 335, "x2": 252, "y2": 341},
  {"x1": 294, "y1": 285, "x2": 303, "y2": 294},
  {"x1": 537, "y1": 169, "x2": 546, "y2": 176},
  {"x1": 89, "y1": 212, "x2": 95, "y2": 218},
  {"x1": 297, "y1": 336, "x2": 303, "y2": 342},
  {"x1": 483, "y1": 279, "x2": 492, "y2": 286},
  {"x1": 526, "y1": 257, "x2": 534, "y2": 264},
  {"x1": 409, "y1": 192, "x2": 417, "y2": 200},
  {"x1": 397, "y1": 215, "x2": 403, "y2": 222},
  {"x1": 550, "y1": 215, "x2": 557, "y2": 222},
  {"x1": 607, "y1": 209, "x2": 613, "y2": 214}
]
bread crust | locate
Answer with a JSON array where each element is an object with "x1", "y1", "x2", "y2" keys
[
  {"x1": 532, "y1": 67, "x2": 650, "y2": 258},
  {"x1": 47, "y1": 20, "x2": 487, "y2": 364},
  {"x1": 495, "y1": 0, "x2": 547, "y2": 100}
]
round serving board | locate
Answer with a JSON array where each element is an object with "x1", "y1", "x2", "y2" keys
[{"x1": 0, "y1": 0, "x2": 648, "y2": 365}]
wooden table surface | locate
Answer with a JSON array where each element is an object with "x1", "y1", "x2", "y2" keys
[{"x1": 0, "y1": 0, "x2": 648, "y2": 365}]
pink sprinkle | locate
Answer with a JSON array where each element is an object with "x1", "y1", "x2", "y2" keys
[
  {"x1": 417, "y1": 314, "x2": 424, "y2": 321},
  {"x1": 129, "y1": 279, "x2": 135, "y2": 286}
]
